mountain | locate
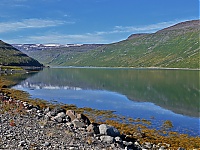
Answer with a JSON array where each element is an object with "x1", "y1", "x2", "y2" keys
[
  {"x1": 0, "y1": 40, "x2": 43, "y2": 67},
  {"x1": 13, "y1": 44, "x2": 103, "y2": 66},
  {"x1": 13, "y1": 20, "x2": 199, "y2": 69}
]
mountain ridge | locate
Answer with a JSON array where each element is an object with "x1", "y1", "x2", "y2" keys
[{"x1": 157, "y1": 20, "x2": 199, "y2": 32}]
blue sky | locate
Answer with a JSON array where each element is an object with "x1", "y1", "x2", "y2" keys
[{"x1": 0, "y1": 0, "x2": 198, "y2": 44}]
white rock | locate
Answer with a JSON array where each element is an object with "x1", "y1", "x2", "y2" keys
[
  {"x1": 72, "y1": 119, "x2": 85, "y2": 128},
  {"x1": 115, "y1": 136, "x2": 122, "y2": 142},
  {"x1": 18, "y1": 140, "x2": 26, "y2": 147},
  {"x1": 56, "y1": 112, "x2": 66, "y2": 118},
  {"x1": 99, "y1": 124, "x2": 120, "y2": 137},
  {"x1": 100, "y1": 135, "x2": 114, "y2": 143}
]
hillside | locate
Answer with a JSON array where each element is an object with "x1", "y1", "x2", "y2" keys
[
  {"x1": 13, "y1": 44, "x2": 103, "y2": 66},
  {"x1": 0, "y1": 40, "x2": 43, "y2": 67},
  {"x1": 14, "y1": 20, "x2": 199, "y2": 68}
]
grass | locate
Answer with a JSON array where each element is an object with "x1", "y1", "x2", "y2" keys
[
  {"x1": 0, "y1": 66, "x2": 23, "y2": 70},
  {"x1": 0, "y1": 75, "x2": 200, "y2": 149},
  {"x1": 63, "y1": 31, "x2": 199, "y2": 69}
]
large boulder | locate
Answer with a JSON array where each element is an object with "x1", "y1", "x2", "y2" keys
[
  {"x1": 99, "y1": 124, "x2": 120, "y2": 137},
  {"x1": 72, "y1": 119, "x2": 85, "y2": 128},
  {"x1": 66, "y1": 110, "x2": 91, "y2": 125},
  {"x1": 66, "y1": 110, "x2": 76, "y2": 121},
  {"x1": 87, "y1": 123, "x2": 100, "y2": 134},
  {"x1": 100, "y1": 135, "x2": 114, "y2": 143},
  {"x1": 77, "y1": 113, "x2": 91, "y2": 125},
  {"x1": 52, "y1": 112, "x2": 66, "y2": 123},
  {"x1": 50, "y1": 107, "x2": 66, "y2": 116}
]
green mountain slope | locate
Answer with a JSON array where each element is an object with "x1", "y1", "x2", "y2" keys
[
  {"x1": 21, "y1": 44, "x2": 103, "y2": 66},
  {"x1": 20, "y1": 20, "x2": 200, "y2": 68},
  {"x1": 62, "y1": 20, "x2": 199, "y2": 68},
  {"x1": 0, "y1": 40, "x2": 43, "y2": 67}
]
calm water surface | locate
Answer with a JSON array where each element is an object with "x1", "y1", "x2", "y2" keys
[{"x1": 13, "y1": 68, "x2": 200, "y2": 136}]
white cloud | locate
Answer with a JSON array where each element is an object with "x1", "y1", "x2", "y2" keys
[
  {"x1": 0, "y1": 19, "x2": 74, "y2": 33},
  {"x1": 29, "y1": 34, "x2": 105, "y2": 43},
  {"x1": 96, "y1": 19, "x2": 192, "y2": 35},
  {"x1": 113, "y1": 21, "x2": 176, "y2": 32},
  {"x1": 5, "y1": 33, "x2": 107, "y2": 44}
]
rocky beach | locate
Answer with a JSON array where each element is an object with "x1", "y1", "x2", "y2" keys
[
  {"x1": 0, "y1": 92, "x2": 165, "y2": 150},
  {"x1": 1, "y1": 90, "x2": 199, "y2": 150}
]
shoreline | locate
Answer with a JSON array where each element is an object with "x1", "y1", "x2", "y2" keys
[
  {"x1": 49, "y1": 66, "x2": 200, "y2": 71},
  {"x1": 1, "y1": 65, "x2": 199, "y2": 72},
  {"x1": 0, "y1": 65, "x2": 44, "y2": 74}
]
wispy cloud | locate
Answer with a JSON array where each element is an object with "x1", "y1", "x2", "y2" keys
[
  {"x1": 0, "y1": 19, "x2": 74, "y2": 33},
  {"x1": 28, "y1": 34, "x2": 105, "y2": 43},
  {"x1": 96, "y1": 19, "x2": 191, "y2": 35},
  {"x1": 5, "y1": 33, "x2": 107, "y2": 44}
]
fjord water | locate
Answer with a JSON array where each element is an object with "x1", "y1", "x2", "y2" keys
[{"x1": 13, "y1": 68, "x2": 199, "y2": 136}]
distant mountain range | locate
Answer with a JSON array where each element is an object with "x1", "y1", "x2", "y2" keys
[
  {"x1": 0, "y1": 40, "x2": 43, "y2": 67},
  {"x1": 12, "y1": 44, "x2": 103, "y2": 66},
  {"x1": 11, "y1": 20, "x2": 200, "y2": 69},
  {"x1": 12, "y1": 43, "x2": 88, "y2": 51}
]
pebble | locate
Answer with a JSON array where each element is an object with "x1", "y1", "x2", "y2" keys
[
  {"x1": 43, "y1": 141, "x2": 51, "y2": 147},
  {"x1": 100, "y1": 135, "x2": 114, "y2": 143}
]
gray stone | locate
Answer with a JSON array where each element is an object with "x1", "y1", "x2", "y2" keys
[
  {"x1": 18, "y1": 140, "x2": 26, "y2": 147},
  {"x1": 54, "y1": 116, "x2": 63, "y2": 123},
  {"x1": 43, "y1": 141, "x2": 51, "y2": 147},
  {"x1": 52, "y1": 112, "x2": 66, "y2": 123},
  {"x1": 72, "y1": 119, "x2": 85, "y2": 128},
  {"x1": 86, "y1": 123, "x2": 100, "y2": 134},
  {"x1": 178, "y1": 148, "x2": 185, "y2": 150},
  {"x1": 66, "y1": 110, "x2": 76, "y2": 121},
  {"x1": 100, "y1": 135, "x2": 114, "y2": 143},
  {"x1": 76, "y1": 113, "x2": 91, "y2": 125},
  {"x1": 153, "y1": 144, "x2": 158, "y2": 149},
  {"x1": 44, "y1": 107, "x2": 51, "y2": 113},
  {"x1": 99, "y1": 124, "x2": 120, "y2": 137},
  {"x1": 159, "y1": 146, "x2": 166, "y2": 150},
  {"x1": 57, "y1": 112, "x2": 66, "y2": 118},
  {"x1": 66, "y1": 122, "x2": 73, "y2": 127},
  {"x1": 65, "y1": 115, "x2": 71, "y2": 122},
  {"x1": 143, "y1": 142, "x2": 152, "y2": 149},
  {"x1": 37, "y1": 113, "x2": 43, "y2": 117},
  {"x1": 123, "y1": 141, "x2": 128, "y2": 145},
  {"x1": 23, "y1": 102, "x2": 28, "y2": 107},
  {"x1": 50, "y1": 107, "x2": 66, "y2": 116},
  {"x1": 111, "y1": 143, "x2": 116, "y2": 148},
  {"x1": 116, "y1": 143, "x2": 125, "y2": 149},
  {"x1": 46, "y1": 112, "x2": 52, "y2": 117},
  {"x1": 115, "y1": 136, "x2": 122, "y2": 143},
  {"x1": 125, "y1": 146, "x2": 134, "y2": 150}
]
